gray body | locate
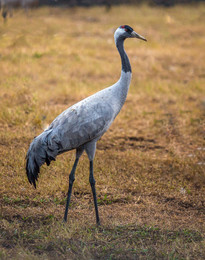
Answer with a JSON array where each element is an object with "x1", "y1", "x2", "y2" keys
[
  {"x1": 26, "y1": 25, "x2": 146, "y2": 224},
  {"x1": 35, "y1": 71, "x2": 131, "y2": 157}
]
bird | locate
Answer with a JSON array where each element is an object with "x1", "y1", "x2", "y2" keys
[
  {"x1": 26, "y1": 25, "x2": 147, "y2": 225},
  {"x1": 1, "y1": 0, "x2": 39, "y2": 22}
]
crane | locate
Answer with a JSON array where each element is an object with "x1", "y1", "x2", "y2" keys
[
  {"x1": 26, "y1": 25, "x2": 147, "y2": 225},
  {"x1": 1, "y1": 0, "x2": 39, "y2": 22}
]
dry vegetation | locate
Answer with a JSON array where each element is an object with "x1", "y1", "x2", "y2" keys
[{"x1": 0, "y1": 3, "x2": 205, "y2": 259}]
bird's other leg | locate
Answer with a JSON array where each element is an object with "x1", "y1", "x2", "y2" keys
[
  {"x1": 89, "y1": 160, "x2": 100, "y2": 225},
  {"x1": 63, "y1": 148, "x2": 84, "y2": 222},
  {"x1": 63, "y1": 158, "x2": 78, "y2": 222},
  {"x1": 2, "y1": 8, "x2": 8, "y2": 23},
  {"x1": 85, "y1": 141, "x2": 100, "y2": 225},
  {"x1": 9, "y1": 7, "x2": 13, "y2": 17}
]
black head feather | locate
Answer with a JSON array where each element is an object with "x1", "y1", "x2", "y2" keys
[{"x1": 120, "y1": 25, "x2": 133, "y2": 34}]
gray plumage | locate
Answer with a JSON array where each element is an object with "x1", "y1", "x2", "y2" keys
[{"x1": 26, "y1": 25, "x2": 146, "y2": 224}]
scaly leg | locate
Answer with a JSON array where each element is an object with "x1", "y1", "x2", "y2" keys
[
  {"x1": 89, "y1": 160, "x2": 100, "y2": 225},
  {"x1": 63, "y1": 158, "x2": 79, "y2": 222}
]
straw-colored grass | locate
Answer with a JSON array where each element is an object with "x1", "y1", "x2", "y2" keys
[{"x1": 0, "y1": 4, "x2": 205, "y2": 259}]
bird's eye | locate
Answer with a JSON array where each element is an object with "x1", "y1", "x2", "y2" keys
[{"x1": 120, "y1": 25, "x2": 133, "y2": 34}]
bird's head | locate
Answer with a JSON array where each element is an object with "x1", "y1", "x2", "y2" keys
[{"x1": 114, "y1": 25, "x2": 147, "y2": 43}]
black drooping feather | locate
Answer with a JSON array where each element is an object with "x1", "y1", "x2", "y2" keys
[{"x1": 26, "y1": 130, "x2": 56, "y2": 188}]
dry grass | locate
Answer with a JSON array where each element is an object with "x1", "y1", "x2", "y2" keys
[{"x1": 0, "y1": 4, "x2": 205, "y2": 259}]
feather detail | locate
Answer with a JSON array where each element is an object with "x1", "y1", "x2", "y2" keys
[{"x1": 26, "y1": 130, "x2": 56, "y2": 188}]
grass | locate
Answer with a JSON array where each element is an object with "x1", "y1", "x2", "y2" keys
[{"x1": 0, "y1": 3, "x2": 205, "y2": 259}]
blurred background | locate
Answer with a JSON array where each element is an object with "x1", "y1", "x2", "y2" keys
[{"x1": 1, "y1": 0, "x2": 205, "y2": 9}]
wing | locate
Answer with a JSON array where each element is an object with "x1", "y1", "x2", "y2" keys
[{"x1": 45, "y1": 97, "x2": 114, "y2": 153}]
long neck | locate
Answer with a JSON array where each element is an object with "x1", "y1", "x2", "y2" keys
[
  {"x1": 116, "y1": 37, "x2": 132, "y2": 73},
  {"x1": 111, "y1": 37, "x2": 132, "y2": 117}
]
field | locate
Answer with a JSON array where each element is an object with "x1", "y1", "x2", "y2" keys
[{"x1": 0, "y1": 3, "x2": 205, "y2": 259}]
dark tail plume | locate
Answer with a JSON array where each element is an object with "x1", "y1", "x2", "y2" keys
[{"x1": 26, "y1": 130, "x2": 56, "y2": 188}]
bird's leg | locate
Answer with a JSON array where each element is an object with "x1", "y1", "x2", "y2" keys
[
  {"x1": 89, "y1": 160, "x2": 100, "y2": 225},
  {"x1": 63, "y1": 158, "x2": 79, "y2": 222}
]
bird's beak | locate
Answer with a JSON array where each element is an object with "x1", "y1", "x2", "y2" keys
[{"x1": 131, "y1": 31, "x2": 147, "y2": 41}]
